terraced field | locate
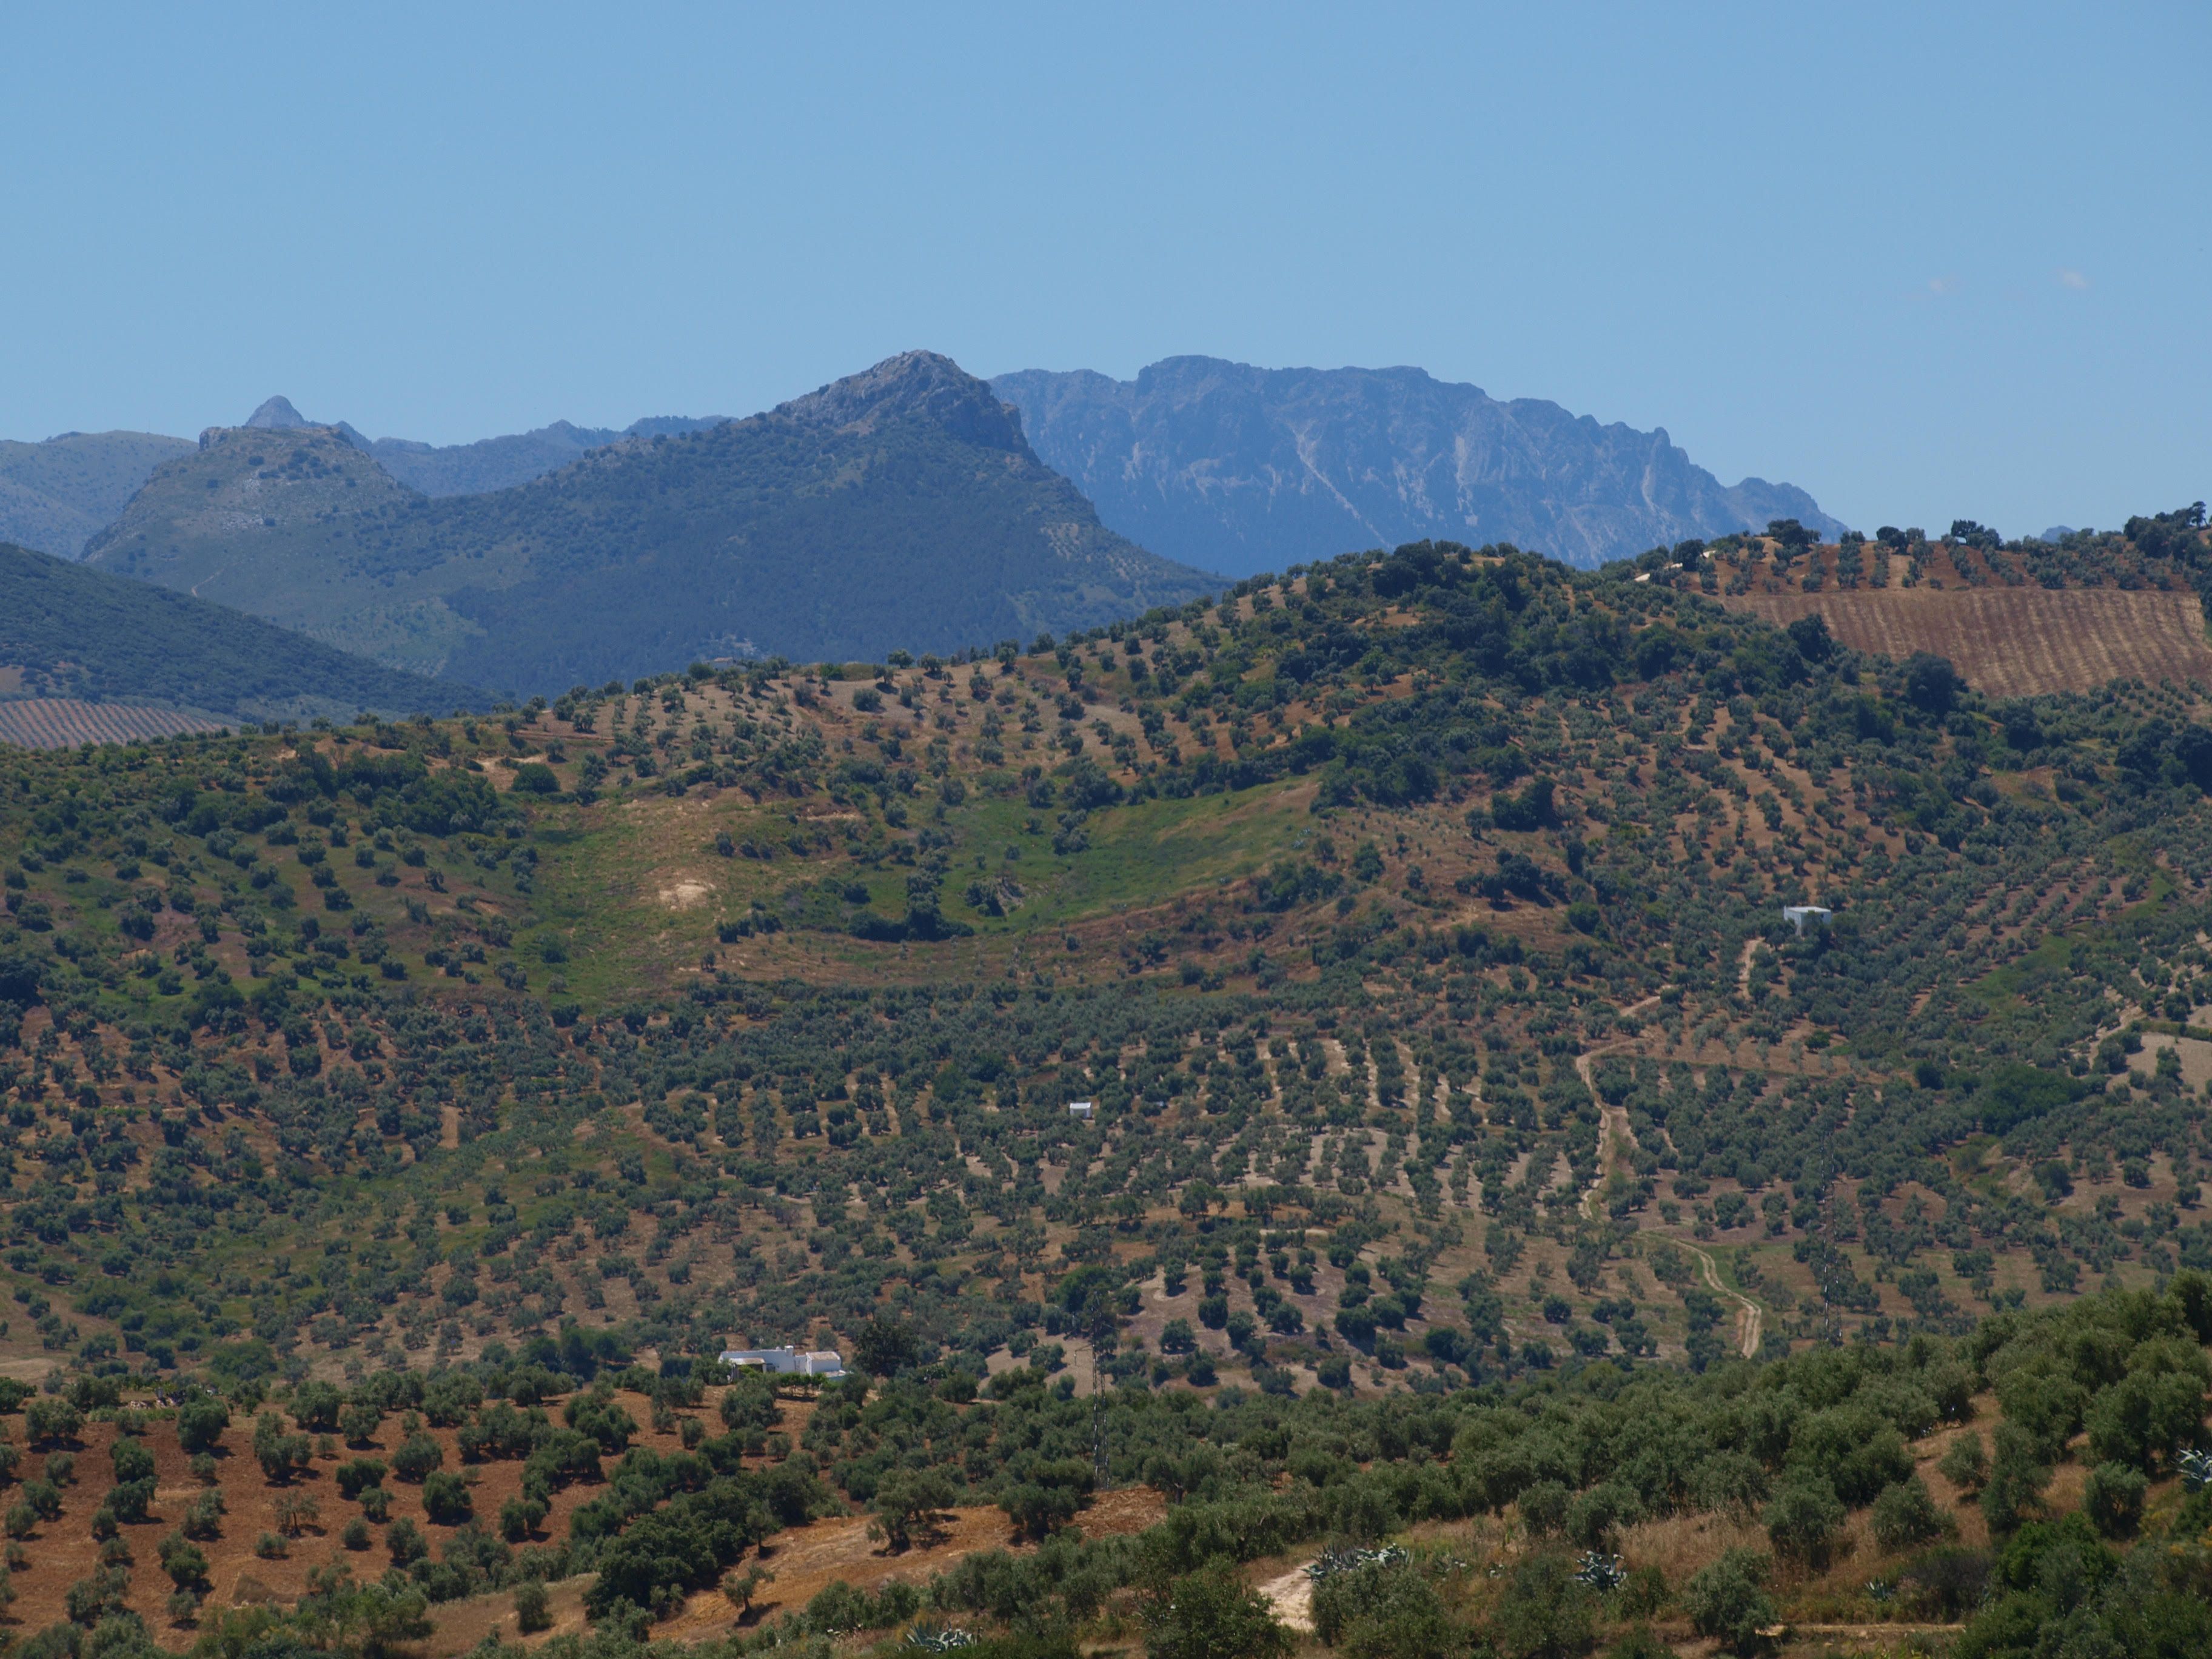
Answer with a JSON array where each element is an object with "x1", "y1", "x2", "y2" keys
[
  {"x1": 0, "y1": 697, "x2": 228, "y2": 748},
  {"x1": 1724, "y1": 586, "x2": 2212, "y2": 696}
]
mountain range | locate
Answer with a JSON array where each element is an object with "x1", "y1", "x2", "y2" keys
[
  {"x1": 993, "y1": 357, "x2": 1842, "y2": 574},
  {"x1": 1, "y1": 357, "x2": 1840, "y2": 579},
  {"x1": 81, "y1": 353, "x2": 1216, "y2": 692}
]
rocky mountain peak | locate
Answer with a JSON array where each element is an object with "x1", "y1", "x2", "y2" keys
[
  {"x1": 244, "y1": 395, "x2": 312, "y2": 430},
  {"x1": 776, "y1": 351, "x2": 1030, "y2": 456}
]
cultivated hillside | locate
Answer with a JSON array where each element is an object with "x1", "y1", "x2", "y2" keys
[
  {"x1": 0, "y1": 431, "x2": 195, "y2": 557},
  {"x1": 2, "y1": 520, "x2": 2211, "y2": 1656},
  {"x1": 85, "y1": 354, "x2": 1219, "y2": 691},
  {"x1": 0, "y1": 541, "x2": 491, "y2": 728},
  {"x1": 996, "y1": 356, "x2": 1843, "y2": 575}
]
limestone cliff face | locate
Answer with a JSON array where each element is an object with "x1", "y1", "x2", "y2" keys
[{"x1": 996, "y1": 357, "x2": 1842, "y2": 575}]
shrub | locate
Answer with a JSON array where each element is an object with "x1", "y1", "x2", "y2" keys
[
  {"x1": 421, "y1": 1471, "x2": 473, "y2": 1526},
  {"x1": 386, "y1": 1517, "x2": 429, "y2": 1567},
  {"x1": 514, "y1": 1580, "x2": 552, "y2": 1634},
  {"x1": 108, "y1": 1441, "x2": 154, "y2": 1486},
  {"x1": 1141, "y1": 1561, "x2": 1289, "y2": 1659},
  {"x1": 175, "y1": 1397, "x2": 229, "y2": 1455},
  {"x1": 1313, "y1": 1558, "x2": 1460, "y2": 1659},
  {"x1": 2083, "y1": 1462, "x2": 2147, "y2": 1539},
  {"x1": 1870, "y1": 1476, "x2": 1948, "y2": 1552},
  {"x1": 1683, "y1": 1549, "x2": 1777, "y2": 1657},
  {"x1": 390, "y1": 1431, "x2": 443, "y2": 1482},
  {"x1": 24, "y1": 1401, "x2": 79, "y2": 1448},
  {"x1": 1763, "y1": 1474, "x2": 1845, "y2": 1569},
  {"x1": 1936, "y1": 1431, "x2": 1986, "y2": 1491},
  {"x1": 335, "y1": 1458, "x2": 387, "y2": 1500},
  {"x1": 1489, "y1": 1552, "x2": 1595, "y2": 1659}
]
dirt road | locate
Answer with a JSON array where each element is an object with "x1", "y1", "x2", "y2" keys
[{"x1": 1574, "y1": 995, "x2": 1762, "y2": 1359}]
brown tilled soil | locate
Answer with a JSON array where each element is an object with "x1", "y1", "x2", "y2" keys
[
  {"x1": 1721, "y1": 587, "x2": 2212, "y2": 697},
  {"x1": 0, "y1": 1391, "x2": 1165, "y2": 1655},
  {"x1": 0, "y1": 1389, "x2": 796, "y2": 1648}
]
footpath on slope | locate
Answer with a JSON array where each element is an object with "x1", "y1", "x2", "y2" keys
[{"x1": 1575, "y1": 997, "x2": 1762, "y2": 1360}]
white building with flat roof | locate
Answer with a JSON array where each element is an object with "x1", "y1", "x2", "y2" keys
[
  {"x1": 1783, "y1": 905, "x2": 1833, "y2": 936},
  {"x1": 719, "y1": 1346, "x2": 846, "y2": 1378}
]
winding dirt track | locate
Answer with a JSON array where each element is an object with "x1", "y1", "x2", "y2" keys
[{"x1": 1575, "y1": 999, "x2": 1762, "y2": 1359}]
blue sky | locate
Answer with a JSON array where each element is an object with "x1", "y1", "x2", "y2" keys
[{"x1": 2, "y1": 2, "x2": 2204, "y2": 538}]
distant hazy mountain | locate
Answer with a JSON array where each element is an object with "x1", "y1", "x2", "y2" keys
[
  {"x1": 0, "y1": 431, "x2": 195, "y2": 557},
  {"x1": 85, "y1": 353, "x2": 1219, "y2": 692},
  {"x1": 993, "y1": 357, "x2": 1843, "y2": 574},
  {"x1": 0, "y1": 398, "x2": 730, "y2": 555},
  {"x1": 0, "y1": 541, "x2": 489, "y2": 724},
  {"x1": 352, "y1": 415, "x2": 730, "y2": 497},
  {"x1": 240, "y1": 392, "x2": 734, "y2": 497}
]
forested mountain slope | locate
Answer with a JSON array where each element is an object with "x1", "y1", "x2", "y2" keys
[
  {"x1": 0, "y1": 542, "x2": 491, "y2": 727},
  {"x1": 995, "y1": 357, "x2": 1843, "y2": 575},
  {"x1": 0, "y1": 431, "x2": 195, "y2": 558},
  {"x1": 1, "y1": 520, "x2": 2210, "y2": 1656},
  {"x1": 84, "y1": 354, "x2": 1218, "y2": 690}
]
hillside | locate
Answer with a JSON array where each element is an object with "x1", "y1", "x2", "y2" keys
[
  {"x1": 0, "y1": 431, "x2": 194, "y2": 557},
  {"x1": 0, "y1": 541, "x2": 492, "y2": 728},
  {"x1": 995, "y1": 356, "x2": 1843, "y2": 575},
  {"x1": 85, "y1": 354, "x2": 1220, "y2": 689},
  {"x1": 1, "y1": 518, "x2": 2211, "y2": 1654},
  {"x1": 1665, "y1": 509, "x2": 2212, "y2": 695}
]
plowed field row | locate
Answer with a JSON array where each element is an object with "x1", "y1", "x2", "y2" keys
[
  {"x1": 0, "y1": 699, "x2": 227, "y2": 749},
  {"x1": 1723, "y1": 587, "x2": 2212, "y2": 697}
]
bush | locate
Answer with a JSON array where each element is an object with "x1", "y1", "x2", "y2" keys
[
  {"x1": 2083, "y1": 1462, "x2": 2147, "y2": 1539},
  {"x1": 156, "y1": 1532, "x2": 207, "y2": 1592},
  {"x1": 24, "y1": 1401, "x2": 78, "y2": 1448},
  {"x1": 1936, "y1": 1431, "x2": 1986, "y2": 1490},
  {"x1": 514, "y1": 1580, "x2": 552, "y2": 1634},
  {"x1": 175, "y1": 1397, "x2": 228, "y2": 1455},
  {"x1": 1870, "y1": 1476, "x2": 1948, "y2": 1552},
  {"x1": 109, "y1": 1441, "x2": 154, "y2": 1487},
  {"x1": 390, "y1": 1431, "x2": 443, "y2": 1482},
  {"x1": 1489, "y1": 1553, "x2": 1595, "y2": 1659},
  {"x1": 1763, "y1": 1473, "x2": 1845, "y2": 1568},
  {"x1": 1683, "y1": 1549, "x2": 1777, "y2": 1657},
  {"x1": 421, "y1": 1471, "x2": 473, "y2": 1526},
  {"x1": 386, "y1": 1517, "x2": 429, "y2": 1567},
  {"x1": 1311, "y1": 1557, "x2": 1457, "y2": 1658},
  {"x1": 335, "y1": 1458, "x2": 387, "y2": 1500},
  {"x1": 1141, "y1": 1561, "x2": 1289, "y2": 1659}
]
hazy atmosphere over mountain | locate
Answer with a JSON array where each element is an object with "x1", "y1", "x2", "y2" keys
[
  {"x1": 995, "y1": 357, "x2": 1843, "y2": 575},
  {"x1": 80, "y1": 352, "x2": 1217, "y2": 691}
]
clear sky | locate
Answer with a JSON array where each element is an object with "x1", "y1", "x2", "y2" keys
[{"x1": 2, "y1": 2, "x2": 2205, "y2": 538}]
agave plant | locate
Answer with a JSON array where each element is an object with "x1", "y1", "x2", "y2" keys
[
  {"x1": 1574, "y1": 1551, "x2": 1626, "y2": 1591},
  {"x1": 904, "y1": 1624, "x2": 976, "y2": 1651},
  {"x1": 1305, "y1": 1543, "x2": 1409, "y2": 1581}
]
